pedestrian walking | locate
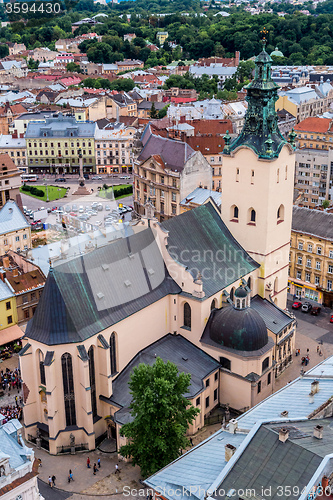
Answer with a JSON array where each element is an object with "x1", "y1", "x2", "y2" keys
[
  {"x1": 68, "y1": 469, "x2": 74, "y2": 482},
  {"x1": 93, "y1": 463, "x2": 97, "y2": 475},
  {"x1": 97, "y1": 458, "x2": 101, "y2": 468},
  {"x1": 115, "y1": 463, "x2": 120, "y2": 475},
  {"x1": 189, "y1": 437, "x2": 193, "y2": 446},
  {"x1": 317, "y1": 345, "x2": 320, "y2": 353},
  {"x1": 307, "y1": 348, "x2": 310, "y2": 354},
  {"x1": 87, "y1": 457, "x2": 91, "y2": 468},
  {"x1": 48, "y1": 476, "x2": 52, "y2": 487},
  {"x1": 52, "y1": 475, "x2": 56, "y2": 487}
]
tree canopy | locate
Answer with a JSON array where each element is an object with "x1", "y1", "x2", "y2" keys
[{"x1": 119, "y1": 357, "x2": 199, "y2": 477}]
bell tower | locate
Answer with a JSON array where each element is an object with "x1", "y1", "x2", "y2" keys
[{"x1": 221, "y1": 40, "x2": 296, "y2": 309}]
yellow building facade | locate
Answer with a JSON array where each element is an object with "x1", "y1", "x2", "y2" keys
[{"x1": 289, "y1": 207, "x2": 333, "y2": 306}]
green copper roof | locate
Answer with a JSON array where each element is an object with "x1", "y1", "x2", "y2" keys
[{"x1": 225, "y1": 45, "x2": 288, "y2": 159}]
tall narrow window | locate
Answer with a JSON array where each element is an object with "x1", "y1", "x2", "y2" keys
[
  {"x1": 211, "y1": 299, "x2": 217, "y2": 311},
  {"x1": 183, "y1": 302, "x2": 191, "y2": 329},
  {"x1": 236, "y1": 168, "x2": 239, "y2": 182},
  {"x1": 234, "y1": 206, "x2": 238, "y2": 218},
  {"x1": 251, "y1": 209, "x2": 256, "y2": 223},
  {"x1": 277, "y1": 168, "x2": 279, "y2": 183},
  {"x1": 110, "y1": 332, "x2": 117, "y2": 375},
  {"x1": 62, "y1": 353, "x2": 76, "y2": 427},
  {"x1": 251, "y1": 170, "x2": 254, "y2": 184},
  {"x1": 285, "y1": 165, "x2": 288, "y2": 180},
  {"x1": 39, "y1": 351, "x2": 45, "y2": 385},
  {"x1": 88, "y1": 347, "x2": 97, "y2": 418}
]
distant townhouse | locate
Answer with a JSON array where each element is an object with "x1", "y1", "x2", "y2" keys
[
  {"x1": 0, "y1": 201, "x2": 31, "y2": 256},
  {"x1": 102, "y1": 63, "x2": 118, "y2": 75},
  {"x1": 56, "y1": 96, "x2": 107, "y2": 122},
  {"x1": 6, "y1": 42, "x2": 27, "y2": 55},
  {"x1": 289, "y1": 206, "x2": 333, "y2": 307},
  {"x1": 0, "y1": 250, "x2": 45, "y2": 325},
  {"x1": 294, "y1": 117, "x2": 333, "y2": 150},
  {"x1": 0, "y1": 136, "x2": 27, "y2": 171},
  {"x1": 276, "y1": 82, "x2": 333, "y2": 123},
  {"x1": 31, "y1": 47, "x2": 59, "y2": 62},
  {"x1": 189, "y1": 65, "x2": 237, "y2": 89},
  {"x1": 95, "y1": 123, "x2": 136, "y2": 174},
  {"x1": 80, "y1": 61, "x2": 102, "y2": 75},
  {"x1": 137, "y1": 100, "x2": 166, "y2": 120},
  {"x1": 134, "y1": 124, "x2": 212, "y2": 221},
  {"x1": 124, "y1": 33, "x2": 136, "y2": 42},
  {"x1": 107, "y1": 93, "x2": 137, "y2": 119},
  {"x1": 116, "y1": 59, "x2": 144, "y2": 73},
  {"x1": 0, "y1": 154, "x2": 22, "y2": 208},
  {"x1": 25, "y1": 113, "x2": 96, "y2": 175},
  {"x1": 156, "y1": 32, "x2": 168, "y2": 45},
  {"x1": 196, "y1": 53, "x2": 240, "y2": 67},
  {"x1": 0, "y1": 102, "x2": 27, "y2": 135},
  {"x1": 35, "y1": 89, "x2": 60, "y2": 105},
  {"x1": 54, "y1": 53, "x2": 75, "y2": 68},
  {"x1": 0, "y1": 60, "x2": 28, "y2": 78}
]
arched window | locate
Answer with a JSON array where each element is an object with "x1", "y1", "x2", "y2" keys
[
  {"x1": 277, "y1": 204, "x2": 284, "y2": 222},
  {"x1": 274, "y1": 276, "x2": 278, "y2": 293},
  {"x1": 262, "y1": 357, "x2": 269, "y2": 372},
  {"x1": 62, "y1": 353, "x2": 76, "y2": 427},
  {"x1": 110, "y1": 332, "x2": 117, "y2": 376},
  {"x1": 250, "y1": 209, "x2": 256, "y2": 223},
  {"x1": 230, "y1": 287, "x2": 235, "y2": 302},
  {"x1": 38, "y1": 350, "x2": 45, "y2": 386},
  {"x1": 184, "y1": 302, "x2": 191, "y2": 329},
  {"x1": 230, "y1": 205, "x2": 239, "y2": 221},
  {"x1": 88, "y1": 346, "x2": 97, "y2": 418},
  {"x1": 247, "y1": 276, "x2": 252, "y2": 290},
  {"x1": 211, "y1": 299, "x2": 217, "y2": 311}
]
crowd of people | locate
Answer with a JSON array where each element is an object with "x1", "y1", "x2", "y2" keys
[
  {"x1": 1, "y1": 367, "x2": 22, "y2": 393},
  {"x1": 0, "y1": 402, "x2": 22, "y2": 423},
  {"x1": 0, "y1": 368, "x2": 23, "y2": 423}
]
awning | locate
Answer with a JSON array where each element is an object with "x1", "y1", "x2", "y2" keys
[{"x1": 0, "y1": 325, "x2": 24, "y2": 346}]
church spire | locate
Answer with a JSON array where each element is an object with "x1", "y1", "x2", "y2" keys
[{"x1": 225, "y1": 38, "x2": 288, "y2": 159}]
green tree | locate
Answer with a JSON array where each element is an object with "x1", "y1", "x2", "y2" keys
[
  {"x1": 322, "y1": 199, "x2": 330, "y2": 209},
  {"x1": 149, "y1": 102, "x2": 158, "y2": 119},
  {"x1": 119, "y1": 357, "x2": 199, "y2": 477},
  {"x1": 0, "y1": 44, "x2": 9, "y2": 58},
  {"x1": 66, "y1": 62, "x2": 81, "y2": 73}
]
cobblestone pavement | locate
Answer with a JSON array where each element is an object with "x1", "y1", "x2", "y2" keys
[{"x1": 0, "y1": 354, "x2": 22, "y2": 407}]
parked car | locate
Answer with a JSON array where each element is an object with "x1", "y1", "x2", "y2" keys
[
  {"x1": 105, "y1": 205, "x2": 111, "y2": 211},
  {"x1": 92, "y1": 175, "x2": 103, "y2": 180},
  {"x1": 120, "y1": 175, "x2": 130, "y2": 179},
  {"x1": 97, "y1": 203, "x2": 103, "y2": 211},
  {"x1": 91, "y1": 202, "x2": 98, "y2": 209},
  {"x1": 292, "y1": 301, "x2": 302, "y2": 309},
  {"x1": 330, "y1": 314, "x2": 333, "y2": 323},
  {"x1": 79, "y1": 206, "x2": 84, "y2": 213},
  {"x1": 83, "y1": 174, "x2": 89, "y2": 180},
  {"x1": 301, "y1": 302, "x2": 312, "y2": 312},
  {"x1": 311, "y1": 306, "x2": 321, "y2": 316},
  {"x1": 72, "y1": 204, "x2": 78, "y2": 212},
  {"x1": 55, "y1": 177, "x2": 66, "y2": 182}
]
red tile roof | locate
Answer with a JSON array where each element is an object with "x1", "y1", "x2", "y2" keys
[
  {"x1": 186, "y1": 135, "x2": 226, "y2": 155},
  {"x1": 294, "y1": 117, "x2": 331, "y2": 133}
]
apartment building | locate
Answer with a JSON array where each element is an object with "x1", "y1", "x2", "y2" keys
[
  {"x1": 95, "y1": 123, "x2": 136, "y2": 174},
  {"x1": 0, "y1": 136, "x2": 26, "y2": 171},
  {"x1": 0, "y1": 251, "x2": 45, "y2": 325},
  {"x1": 295, "y1": 117, "x2": 333, "y2": 150},
  {"x1": 134, "y1": 124, "x2": 212, "y2": 221},
  {"x1": 289, "y1": 206, "x2": 333, "y2": 307},
  {"x1": 107, "y1": 93, "x2": 137, "y2": 119},
  {"x1": 0, "y1": 154, "x2": 22, "y2": 208},
  {"x1": 294, "y1": 148, "x2": 333, "y2": 208},
  {"x1": 0, "y1": 102, "x2": 27, "y2": 135},
  {"x1": 25, "y1": 113, "x2": 96, "y2": 174},
  {"x1": 0, "y1": 201, "x2": 31, "y2": 256}
]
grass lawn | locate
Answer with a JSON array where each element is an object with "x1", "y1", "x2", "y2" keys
[
  {"x1": 98, "y1": 184, "x2": 132, "y2": 200},
  {"x1": 20, "y1": 185, "x2": 67, "y2": 202}
]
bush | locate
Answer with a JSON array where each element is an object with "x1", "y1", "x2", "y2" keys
[
  {"x1": 21, "y1": 184, "x2": 31, "y2": 192},
  {"x1": 30, "y1": 187, "x2": 44, "y2": 197}
]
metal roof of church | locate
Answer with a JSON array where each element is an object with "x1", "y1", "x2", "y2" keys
[
  {"x1": 101, "y1": 333, "x2": 220, "y2": 426},
  {"x1": 25, "y1": 228, "x2": 181, "y2": 345},
  {"x1": 0, "y1": 200, "x2": 30, "y2": 236},
  {"x1": 162, "y1": 202, "x2": 259, "y2": 297}
]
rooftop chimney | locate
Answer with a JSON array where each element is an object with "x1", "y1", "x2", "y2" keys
[
  {"x1": 3, "y1": 256, "x2": 10, "y2": 269},
  {"x1": 279, "y1": 428, "x2": 289, "y2": 443},
  {"x1": 225, "y1": 444, "x2": 237, "y2": 462},
  {"x1": 311, "y1": 380, "x2": 319, "y2": 394},
  {"x1": 309, "y1": 391, "x2": 315, "y2": 404},
  {"x1": 228, "y1": 419, "x2": 238, "y2": 434},
  {"x1": 0, "y1": 269, "x2": 6, "y2": 282},
  {"x1": 280, "y1": 410, "x2": 289, "y2": 418},
  {"x1": 313, "y1": 425, "x2": 323, "y2": 440}
]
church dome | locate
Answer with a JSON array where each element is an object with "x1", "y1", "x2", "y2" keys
[
  {"x1": 270, "y1": 47, "x2": 284, "y2": 58},
  {"x1": 234, "y1": 285, "x2": 247, "y2": 298},
  {"x1": 209, "y1": 306, "x2": 268, "y2": 351}
]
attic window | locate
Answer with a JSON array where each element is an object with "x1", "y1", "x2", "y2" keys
[
  {"x1": 31, "y1": 274, "x2": 37, "y2": 279},
  {"x1": 148, "y1": 268, "x2": 155, "y2": 275},
  {"x1": 96, "y1": 292, "x2": 104, "y2": 299},
  {"x1": 14, "y1": 280, "x2": 20, "y2": 285},
  {"x1": 102, "y1": 264, "x2": 109, "y2": 271},
  {"x1": 182, "y1": 356, "x2": 188, "y2": 361},
  {"x1": 124, "y1": 280, "x2": 131, "y2": 287}
]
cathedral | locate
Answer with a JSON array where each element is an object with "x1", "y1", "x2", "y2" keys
[{"x1": 20, "y1": 45, "x2": 297, "y2": 455}]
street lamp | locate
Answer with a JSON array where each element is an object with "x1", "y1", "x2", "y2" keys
[{"x1": 45, "y1": 182, "x2": 49, "y2": 202}]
